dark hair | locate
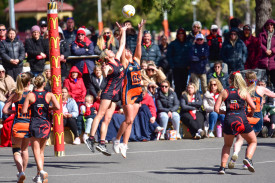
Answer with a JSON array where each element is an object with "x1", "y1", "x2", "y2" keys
[
  {"x1": 230, "y1": 18, "x2": 241, "y2": 28},
  {"x1": 160, "y1": 80, "x2": 170, "y2": 87},
  {"x1": 7, "y1": 28, "x2": 16, "y2": 34},
  {"x1": 214, "y1": 61, "x2": 223, "y2": 68},
  {"x1": 34, "y1": 75, "x2": 45, "y2": 88},
  {"x1": 123, "y1": 20, "x2": 132, "y2": 25}
]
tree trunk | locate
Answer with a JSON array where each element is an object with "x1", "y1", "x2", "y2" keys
[
  {"x1": 255, "y1": 0, "x2": 272, "y2": 36},
  {"x1": 215, "y1": 5, "x2": 221, "y2": 28},
  {"x1": 245, "y1": 0, "x2": 251, "y2": 25}
]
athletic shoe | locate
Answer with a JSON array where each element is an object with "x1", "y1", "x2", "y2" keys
[
  {"x1": 96, "y1": 144, "x2": 112, "y2": 156},
  {"x1": 218, "y1": 166, "x2": 225, "y2": 174},
  {"x1": 73, "y1": 137, "x2": 81, "y2": 145},
  {"x1": 228, "y1": 154, "x2": 238, "y2": 169},
  {"x1": 83, "y1": 134, "x2": 89, "y2": 144},
  {"x1": 243, "y1": 164, "x2": 248, "y2": 170},
  {"x1": 86, "y1": 138, "x2": 95, "y2": 153},
  {"x1": 120, "y1": 143, "x2": 127, "y2": 158},
  {"x1": 177, "y1": 133, "x2": 182, "y2": 140},
  {"x1": 32, "y1": 175, "x2": 42, "y2": 183},
  {"x1": 40, "y1": 170, "x2": 48, "y2": 183},
  {"x1": 160, "y1": 133, "x2": 165, "y2": 140},
  {"x1": 112, "y1": 137, "x2": 120, "y2": 154},
  {"x1": 17, "y1": 172, "x2": 25, "y2": 183},
  {"x1": 155, "y1": 126, "x2": 164, "y2": 133},
  {"x1": 194, "y1": 133, "x2": 201, "y2": 139},
  {"x1": 156, "y1": 131, "x2": 162, "y2": 140},
  {"x1": 208, "y1": 131, "x2": 215, "y2": 138},
  {"x1": 261, "y1": 126, "x2": 268, "y2": 138},
  {"x1": 243, "y1": 158, "x2": 255, "y2": 172},
  {"x1": 199, "y1": 130, "x2": 205, "y2": 138}
]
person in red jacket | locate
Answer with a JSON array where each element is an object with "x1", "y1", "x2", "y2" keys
[
  {"x1": 63, "y1": 66, "x2": 86, "y2": 104},
  {"x1": 241, "y1": 25, "x2": 261, "y2": 70}
]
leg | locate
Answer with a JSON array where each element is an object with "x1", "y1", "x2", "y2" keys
[
  {"x1": 173, "y1": 68, "x2": 188, "y2": 98},
  {"x1": 171, "y1": 112, "x2": 180, "y2": 135},
  {"x1": 21, "y1": 138, "x2": 30, "y2": 172},
  {"x1": 233, "y1": 134, "x2": 244, "y2": 155},
  {"x1": 100, "y1": 102, "x2": 116, "y2": 141},
  {"x1": 157, "y1": 112, "x2": 169, "y2": 135},
  {"x1": 209, "y1": 112, "x2": 218, "y2": 132},
  {"x1": 181, "y1": 112, "x2": 198, "y2": 137},
  {"x1": 66, "y1": 118, "x2": 79, "y2": 138},
  {"x1": 200, "y1": 74, "x2": 208, "y2": 94},
  {"x1": 221, "y1": 134, "x2": 235, "y2": 168},
  {"x1": 0, "y1": 101, "x2": 5, "y2": 119},
  {"x1": 12, "y1": 137, "x2": 24, "y2": 173},
  {"x1": 85, "y1": 118, "x2": 93, "y2": 134},
  {"x1": 240, "y1": 131, "x2": 257, "y2": 160}
]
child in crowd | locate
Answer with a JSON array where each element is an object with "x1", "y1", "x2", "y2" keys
[{"x1": 78, "y1": 95, "x2": 96, "y2": 143}]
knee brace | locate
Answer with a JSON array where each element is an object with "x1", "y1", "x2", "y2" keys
[{"x1": 12, "y1": 147, "x2": 21, "y2": 156}]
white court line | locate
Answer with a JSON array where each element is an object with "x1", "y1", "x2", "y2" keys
[{"x1": 0, "y1": 160, "x2": 275, "y2": 179}]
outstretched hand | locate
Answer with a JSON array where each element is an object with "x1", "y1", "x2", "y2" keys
[
  {"x1": 116, "y1": 22, "x2": 128, "y2": 32},
  {"x1": 138, "y1": 19, "x2": 146, "y2": 30}
]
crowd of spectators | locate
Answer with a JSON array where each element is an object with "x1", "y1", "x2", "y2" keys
[{"x1": 0, "y1": 17, "x2": 275, "y2": 144}]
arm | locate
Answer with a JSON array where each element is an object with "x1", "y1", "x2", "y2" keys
[
  {"x1": 102, "y1": 63, "x2": 112, "y2": 78},
  {"x1": 2, "y1": 93, "x2": 17, "y2": 114},
  {"x1": 18, "y1": 41, "x2": 25, "y2": 62},
  {"x1": 214, "y1": 91, "x2": 224, "y2": 114},
  {"x1": 166, "y1": 43, "x2": 174, "y2": 69},
  {"x1": 180, "y1": 95, "x2": 196, "y2": 112},
  {"x1": 188, "y1": 92, "x2": 203, "y2": 108},
  {"x1": 155, "y1": 45, "x2": 162, "y2": 66},
  {"x1": 115, "y1": 22, "x2": 127, "y2": 62},
  {"x1": 69, "y1": 98, "x2": 79, "y2": 118},
  {"x1": 246, "y1": 92, "x2": 256, "y2": 116},
  {"x1": 170, "y1": 92, "x2": 180, "y2": 112},
  {"x1": 156, "y1": 97, "x2": 170, "y2": 113},
  {"x1": 43, "y1": 39, "x2": 49, "y2": 59},
  {"x1": 263, "y1": 87, "x2": 275, "y2": 98},
  {"x1": 156, "y1": 68, "x2": 167, "y2": 83},
  {"x1": 22, "y1": 93, "x2": 32, "y2": 114},
  {"x1": 203, "y1": 96, "x2": 214, "y2": 113},
  {"x1": 242, "y1": 41, "x2": 248, "y2": 63},
  {"x1": 25, "y1": 39, "x2": 41, "y2": 56},
  {"x1": 86, "y1": 42, "x2": 94, "y2": 55},
  {"x1": 133, "y1": 19, "x2": 146, "y2": 65},
  {"x1": 89, "y1": 79, "x2": 98, "y2": 98},
  {"x1": 259, "y1": 34, "x2": 267, "y2": 52},
  {"x1": 50, "y1": 93, "x2": 60, "y2": 110},
  {"x1": 94, "y1": 45, "x2": 102, "y2": 55},
  {"x1": 0, "y1": 42, "x2": 12, "y2": 62},
  {"x1": 71, "y1": 43, "x2": 87, "y2": 55},
  {"x1": 62, "y1": 41, "x2": 71, "y2": 58}
]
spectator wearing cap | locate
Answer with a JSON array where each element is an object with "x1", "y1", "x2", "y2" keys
[
  {"x1": 167, "y1": 28, "x2": 192, "y2": 98},
  {"x1": 39, "y1": 20, "x2": 48, "y2": 39},
  {"x1": 63, "y1": 17, "x2": 77, "y2": 45},
  {"x1": 0, "y1": 65, "x2": 16, "y2": 120},
  {"x1": 25, "y1": 25, "x2": 49, "y2": 76},
  {"x1": 206, "y1": 25, "x2": 222, "y2": 62},
  {"x1": 58, "y1": 26, "x2": 71, "y2": 80},
  {"x1": 141, "y1": 31, "x2": 161, "y2": 66},
  {"x1": 187, "y1": 21, "x2": 202, "y2": 44},
  {"x1": 42, "y1": 62, "x2": 52, "y2": 92},
  {"x1": 241, "y1": 24, "x2": 261, "y2": 70},
  {"x1": 189, "y1": 33, "x2": 209, "y2": 94},
  {"x1": 0, "y1": 28, "x2": 25, "y2": 80},
  {"x1": 220, "y1": 28, "x2": 247, "y2": 73},
  {"x1": 258, "y1": 19, "x2": 275, "y2": 88},
  {"x1": 0, "y1": 24, "x2": 6, "y2": 41},
  {"x1": 71, "y1": 27, "x2": 94, "y2": 87},
  {"x1": 94, "y1": 27, "x2": 119, "y2": 55}
]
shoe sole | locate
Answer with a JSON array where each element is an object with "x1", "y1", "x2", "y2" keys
[
  {"x1": 218, "y1": 171, "x2": 225, "y2": 174},
  {"x1": 243, "y1": 159, "x2": 255, "y2": 172},
  {"x1": 85, "y1": 140, "x2": 95, "y2": 153},
  {"x1": 17, "y1": 174, "x2": 25, "y2": 183},
  {"x1": 96, "y1": 146, "x2": 112, "y2": 156},
  {"x1": 228, "y1": 154, "x2": 238, "y2": 169}
]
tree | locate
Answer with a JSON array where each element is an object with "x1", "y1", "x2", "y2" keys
[{"x1": 255, "y1": 0, "x2": 272, "y2": 36}]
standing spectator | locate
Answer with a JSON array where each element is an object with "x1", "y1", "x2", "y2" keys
[
  {"x1": 167, "y1": 28, "x2": 192, "y2": 98},
  {"x1": 39, "y1": 20, "x2": 48, "y2": 39},
  {"x1": 71, "y1": 27, "x2": 95, "y2": 75},
  {"x1": 156, "y1": 80, "x2": 181, "y2": 140},
  {"x1": 94, "y1": 27, "x2": 119, "y2": 55},
  {"x1": 63, "y1": 17, "x2": 77, "y2": 45},
  {"x1": 63, "y1": 66, "x2": 86, "y2": 104},
  {"x1": 0, "y1": 28, "x2": 25, "y2": 80},
  {"x1": 203, "y1": 78, "x2": 225, "y2": 137},
  {"x1": 141, "y1": 63, "x2": 166, "y2": 87},
  {"x1": 207, "y1": 61, "x2": 229, "y2": 89},
  {"x1": 0, "y1": 24, "x2": 6, "y2": 41},
  {"x1": 88, "y1": 65, "x2": 107, "y2": 99},
  {"x1": 221, "y1": 28, "x2": 247, "y2": 73},
  {"x1": 190, "y1": 33, "x2": 209, "y2": 94},
  {"x1": 206, "y1": 25, "x2": 222, "y2": 62},
  {"x1": 258, "y1": 19, "x2": 275, "y2": 88},
  {"x1": 25, "y1": 25, "x2": 49, "y2": 76},
  {"x1": 180, "y1": 82, "x2": 205, "y2": 139},
  {"x1": 58, "y1": 26, "x2": 71, "y2": 80},
  {"x1": 241, "y1": 25, "x2": 261, "y2": 70},
  {"x1": 42, "y1": 63, "x2": 52, "y2": 92},
  {"x1": 224, "y1": 18, "x2": 243, "y2": 41},
  {"x1": 124, "y1": 20, "x2": 137, "y2": 55},
  {"x1": 88, "y1": 26, "x2": 98, "y2": 47},
  {"x1": 141, "y1": 31, "x2": 161, "y2": 65},
  {"x1": 0, "y1": 65, "x2": 16, "y2": 120},
  {"x1": 186, "y1": 21, "x2": 202, "y2": 44}
]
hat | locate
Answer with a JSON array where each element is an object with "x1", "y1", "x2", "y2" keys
[
  {"x1": 44, "y1": 63, "x2": 51, "y2": 70},
  {"x1": 195, "y1": 33, "x2": 204, "y2": 40},
  {"x1": 0, "y1": 65, "x2": 5, "y2": 72},
  {"x1": 77, "y1": 27, "x2": 86, "y2": 36},
  {"x1": 85, "y1": 28, "x2": 91, "y2": 36},
  {"x1": 40, "y1": 20, "x2": 47, "y2": 26},
  {"x1": 22, "y1": 66, "x2": 31, "y2": 73},
  {"x1": 211, "y1": 24, "x2": 218, "y2": 30},
  {"x1": 243, "y1": 24, "x2": 251, "y2": 31},
  {"x1": 31, "y1": 25, "x2": 40, "y2": 33}
]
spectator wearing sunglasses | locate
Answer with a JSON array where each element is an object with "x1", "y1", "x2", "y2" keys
[
  {"x1": 94, "y1": 27, "x2": 119, "y2": 55},
  {"x1": 206, "y1": 25, "x2": 222, "y2": 62},
  {"x1": 220, "y1": 28, "x2": 247, "y2": 73},
  {"x1": 63, "y1": 17, "x2": 77, "y2": 45},
  {"x1": 39, "y1": 20, "x2": 48, "y2": 39},
  {"x1": 141, "y1": 62, "x2": 166, "y2": 87},
  {"x1": 0, "y1": 24, "x2": 6, "y2": 41}
]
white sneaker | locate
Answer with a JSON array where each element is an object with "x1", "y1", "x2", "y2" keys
[
  {"x1": 155, "y1": 126, "x2": 164, "y2": 133},
  {"x1": 32, "y1": 175, "x2": 42, "y2": 183},
  {"x1": 83, "y1": 134, "x2": 89, "y2": 144},
  {"x1": 208, "y1": 131, "x2": 215, "y2": 138},
  {"x1": 194, "y1": 133, "x2": 201, "y2": 139},
  {"x1": 177, "y1": 134, "x2": 182, "y2": 140},
  {"x1": 40, "y1": 170, "x2": 48, "y2": 183},
  {"x1": 120, "y1": 143, "x2": 127, "y2": 158},
  {"x1": 73, "y1": 137, "x2": 81, "y2": 145},
  {"x1": 160, "y1": 133, "x2": 165, "y2": 140},
  {"x1": 46, "y1": 140, "x2": 50, "y2": 146},
  {"x1": 17, "y1": 172, "x2": 25, "y2": 183},
  {"x1": 112, "y1": 137, "x2": 120, "y2": 154}
]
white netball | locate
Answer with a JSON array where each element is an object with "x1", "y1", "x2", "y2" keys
[{"x1": 122, "y1": 5, "x2": 135, "y2": 18}]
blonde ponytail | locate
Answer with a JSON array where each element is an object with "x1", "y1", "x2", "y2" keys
[
  {"x1": 15, "y1": 72, "x2": 32, "y2": 97},
  {"x1": 245, "y1": 71, "x2": 257, "y2": 97},
  {"x1": 233, "y1": 73, "x2": 247, "y2": 98}
]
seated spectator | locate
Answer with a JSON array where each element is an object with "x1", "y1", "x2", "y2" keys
[
  {"x1": 0, "y1": 28, "x2": 25, "y2": 80},
  {"x1": 141, "y1": 60, "x2": 148, "y2": 70},
  {"x1": 203, "y1": 78, "x2": 225, "y2": 137},
  {"x1": 186, "y1": 21, "x2": 202, "y2": 44},
  {"x1": 63, "y1": 66, "x2": 86, "y2": 105},
  {"x1": 141, "y1": 31, "x2": 161, "y2": 65},
  {"x1": 62, "y1": 87, "x2": 80, "y2": 145},
  {"x1": 42, "y1": 62, "x2": 52, "y2": 92},
  {"x1": 180, "y1": 82, "x2": 205, "y2": 139},
  {"x1": 71, "y1": 27, "x2": 94, "y2": 75},
  {"x1": 94, "y1": 27, "x2": 119, "y2": 55},
  {"x1": 141, "y1": 63, "x2": 166, "y2": 87},
  {"x1": 207, "y1": 61, "x2": 229, "y2": 89},
  {"x1": 190, "y1": 33, "x2": 209, "y2": 94},
  {"x1": 25, "y1": 25, "x2": 49, "y2": 76},
  {"x1": 156, "y1": 80, "x2": 181, "y2": 140},
  {"x1": 88, "y1": 65, "x2": 107, "y2": 99},
  {"x1": 147, "y1": 82, "x2": 159, "y2": 101},
  {"x1": 0, "y1": 65, "x2": 16, "y2": 121},
  {"x1": 206, "y1": 24, "x2": 222, "y2": 63}
]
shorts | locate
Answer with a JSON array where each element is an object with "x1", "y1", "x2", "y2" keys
[
  {"x1": 122, "y1": 87, "x2": 143, "y2": 105},
  {"x1": 12, "y1": 122, "x2": 30, "y2": 138},
  {"x1": 101, "y1": 90, "x2": 121, "y2": 102},
  {"x1": 252, "y1": 117, "x2": 263, "y2": 133},
  {"x1": 29, "y1": 117, "x2": 51, "y2": 139},
  {"x1": 223, "y1": 114, "x2": 253, "y2": 135}
]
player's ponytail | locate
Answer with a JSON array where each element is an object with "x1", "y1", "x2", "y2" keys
[
  {"x1": 15, "y1": 72, "x2": 32, "y2": 96},
  {"x1": 233, "y1": 73, "x2": 247, "y2": 98},
  {"x1": 245, "y1": 71, "x2": 257, "y2": 97}
]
